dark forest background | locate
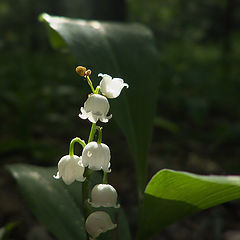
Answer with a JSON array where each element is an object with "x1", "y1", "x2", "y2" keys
[{"x1": 1, "y1": 0, "x2": 240, "y2": 239}]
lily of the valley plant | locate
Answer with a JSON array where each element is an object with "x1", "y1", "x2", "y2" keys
[{"x1": 54, "y1": 66, "x2": 128, "y2": 239}]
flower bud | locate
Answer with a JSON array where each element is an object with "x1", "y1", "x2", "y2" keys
[
  {"x1": 98, "y1": 73, "x2": 129, "y2": 98},
  {"x1": 76, "y1": 66, "x2": 87, "y2": 76},
  {"x1": 85, "y1": 211, "x2": 117, "y2": 239},
  {"x1": 89, "y1": 184, "x2": 120, "y2": 208},
  {"x1": 81, "y1": 142, "x2": 111, "y2": 172},
  {"x1": 85, "y1": 69, "x2": 92, "y2": 77},
  {"x1": 79, "y1": 94, "x2": 112, "y2": 123},
  {"x1": 54, "y1": 155, "x2": 85, "y2": 185}
]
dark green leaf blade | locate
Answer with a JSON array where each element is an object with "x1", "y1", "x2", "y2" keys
[
  {"x1": 7, "y1": 164, "x2": 132, "y2": 240},
  {"x1": 7, "y1": 164, "x2": 87, "y2": 240},
  {"x1": 138, "y1": 169, "x2": 240, "y2": 239},
  {"x1": 40, "y1": 13, "x2": 160, "y2": 196}
]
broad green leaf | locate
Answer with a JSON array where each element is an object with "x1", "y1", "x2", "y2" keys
[
  {"x1": 7, "y1": 164, "x2": 87, "y2": 240},
  {"x1": 7, "y1": 164, "x2": 131, "y2": 240},
  {"x1": 39, "y1": 13, "x2": 160, "y2": 196},
  {"x1": 138, "y1": 169, "x2": 240, "y2": 239}
]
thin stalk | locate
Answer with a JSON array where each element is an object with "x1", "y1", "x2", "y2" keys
[
  {"x1": 69, "y1": 137, "x2": 86, "y2": 156},
  {"x1": 103, "y1": 171, "x2": 108, "y2": 184},
  {"x1": 82, "y1": 123, "x2": 97, "y2": 218},
  {"x1": 88, "y1": 123, "x2": 97, "y2": 143},
  {"x1": 86, "y1": 76, "x2": 96, "y2": 94},
  {"x1": 96, "y1": 126, "x2": 102, "y2": 144}
]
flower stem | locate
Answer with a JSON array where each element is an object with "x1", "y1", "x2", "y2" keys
[
  {"x1": 69, "y1": 137, "x2": 86, "y2": 156},
  {"x1": 88, "y1": 123, "x2": 97, "y2": 143},
  {"x1": 86, "y1": 76, "x2": 96, "y2": 94},
  {"x1": 96, "y1": 126, "x2": 102, "y2": 144},
  {"x1": 95, "y1": 86, "x2": 100, "y2": 94},
  {"x1": 82, "y1": 123, "x2": 97, "y2": 218},
  {"x1": 103, "y1": 171, "x2": 108, "y2": 184}
]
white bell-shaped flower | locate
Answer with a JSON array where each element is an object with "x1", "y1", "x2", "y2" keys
[
  {"x1": 79, "y1": 94, "x2": 112, "y2": 123},
  {"x1": 88, "y1": 184, "x2": 120, "y2": 208},
  {"x1": 98, "y1": 73, "x2": 129, "y2": 98},
  {"x1": 81, "y1": 142, "x2": 111, "y2": 172},
  {"x1": 54, "y1": 155, "x2": 85, "y2": 185},
  {"x1": 85, "y1": 211, "x2": 117, "y2": 239}
]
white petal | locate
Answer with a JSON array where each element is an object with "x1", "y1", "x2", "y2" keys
[
  {"x1": 90, "y1": 184, "x2": 119, "y2": 208},
  {"x1": 79, "y1": 107, "x2": 89, "y2": 120},
  {"x1": 99, "y1": 73, "x2": 129, "y2": 98},
  {"x1": 82, "y1": 142, "x2": 111, "y2": 171},
  {"x1": 88, "y1": 113, "x2": 98, "y2": 123},
  {"x1": 54, "y1": 155, "x2": 85, "y2": 185},
  {"x1": 85, "y1": 211, "x2": 117, "y2": 239},
  {"x1": 62, "y1": 174, "x2": 75, "y2": 185},
  {"x1": 79, "y1": 94, "x2": 111, "y2": 123},
  {"x1": 53, "y1": 171, "x2": 60, "y2": 179},
  {"x1": 100, "y1": 114, "x2": 112, "y2": 123}
]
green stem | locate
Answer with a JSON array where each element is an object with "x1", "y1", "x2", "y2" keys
[
  {"x1": 88, "y1": 123, "x2": 97, "y2": 143},
  {"x1": 82, "y1": 123, "x2": 97, "y2": 218},
  {"x1": 103, "y1": 171, "x2": 108, "y2": 184},
  {"x1": 96, "y1": 126, "x2": 102, "y2": 144},
  {"x1": 69, "y1": 137, "x2": 86, "y2": 156},
  {"x1": 95, "y1": 86, "x2": 100, "y2": 94},
  {"x1": 86, "y1": 76, "x2": 96, "y2": 94}
]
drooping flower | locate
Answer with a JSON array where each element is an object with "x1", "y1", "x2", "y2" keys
[
  {"x1": 80, "y1": 141, "x2": 111, "y2": 172},
  {"x1": 79, "y1": 94, "x2": 112, "y2": 123},
  {"x1": 54, "y1": 155, "x2": 85, "y2": 185},
  {"x1": 88, "y1": 184, "x2": 120, "y2": 208},
  {"x1": 98, "y1": 73, "x2": 129, "y2": 98},
  {"x1": 85, "y1": 211, "x2": 117, "y2": 239}
]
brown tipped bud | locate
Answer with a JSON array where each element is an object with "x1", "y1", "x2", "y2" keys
[
  {"x1": 76, "y1": 66, "x2": 87, "y2": 77},
  {"x1": 85, "y1": 69, "x2": 92, "y2": 77}
]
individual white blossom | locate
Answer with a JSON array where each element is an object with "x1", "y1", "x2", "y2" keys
[
  {"x1": 88, "y1": 184, "x2": 120, "y2": 208},
  {"x1": 79, "y1": 94, "x2": 112, "y2": 123},
  {"x1": 85, "y1": 211, "x2": 117, "y2": 239},
  {"x1": 98, "y1": 73, "x2": 129, "y2": 98},
  {"x1": 80, "y1": 142, "x2": 111, "y2": 172},
  {"x1": 54, "y1": 155, "x2": 85, "y2": 185}
]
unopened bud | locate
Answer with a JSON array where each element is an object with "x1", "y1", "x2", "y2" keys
[
  {"x1": 85, "y1": 69, "x2": 92, "y2": 77},
  {"x1": 76, "y1": 66, "x2": 87, "y2": 77}
]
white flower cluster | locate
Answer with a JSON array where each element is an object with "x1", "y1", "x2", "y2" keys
[
  {"x1": 79, "y1": 73, "x2": 128, "y2": 123},
  {"x1": 54, "y1": 71, "x2": 128, "y2": 239}
]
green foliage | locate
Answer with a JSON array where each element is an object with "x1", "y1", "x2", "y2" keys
[
  {"x1": 7, "y1": 164, "x2": 86, "y2": 240},
  {"x1": 0, "y1": 222, "x2": 17, "y2": 240},
  {"x1": 40, "y1": 13, "x2": 160, "y2": 197},
  {"x1": 7, "y1": 164, "x2": 131, "y2": 240},
  {"x1": 138, "y1": 169, "x2": 240, "y2": 239}
]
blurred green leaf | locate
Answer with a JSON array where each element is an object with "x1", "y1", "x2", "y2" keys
[
  {"x1": 154, "y1": 116, "x2": 179, "y2": 133},
  {"x1": 0, "y1": 222, "x2": 17, "y2": 240},
  {"x1": 138, "y1": 169, "x2": 240, "y2": 239},
  {"x1": 7, "y1": 164, "x2": 131, "y2": 240},
  {"x1": 39, "y1": 13, "x2": 160, "y2": 197},
  {"x1": 7, "y1": 164, "x2": 87, "y2": 240},
  {"x1": 38, "y1": 14, "x2": 68, "y2": 50}
]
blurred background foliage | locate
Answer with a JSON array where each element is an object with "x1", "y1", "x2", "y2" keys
[{"x1": 1, "y1": 0, "x2": 240, "y2": 239}]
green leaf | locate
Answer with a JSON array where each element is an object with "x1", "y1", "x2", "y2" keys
[
  {"x1": 7, "y1": 164, "x2": 131, "y2": 240},
  {"x1": 7, "y1": 164, "x2": 87, "y2": 240},
  {"x1": 39, "y1": 13, "x2": 160, "y2": 197},
  {"x1": 138, "y1": 169, "x2": 240, "y2": 239},
  {"x1": 0, "y1": 222, "x2": 17, "y2": 240}
]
